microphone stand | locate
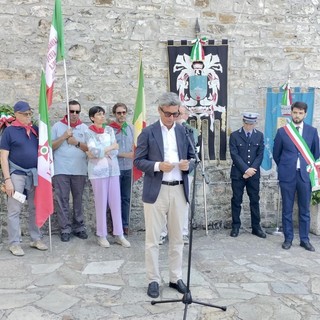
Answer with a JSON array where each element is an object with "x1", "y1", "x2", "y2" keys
[{"x1": 151, "y1": 125, "x2": 227, "y2": 319}]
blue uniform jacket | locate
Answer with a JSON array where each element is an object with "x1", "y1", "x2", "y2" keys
[{"x1": 229, "y1": 127, "x2": 264, "y2": 180}]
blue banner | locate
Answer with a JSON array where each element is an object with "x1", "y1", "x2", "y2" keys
[{"x1": 261, "y1": 87, "x2": 315, "y2": 171}]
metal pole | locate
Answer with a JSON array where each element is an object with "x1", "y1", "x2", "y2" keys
[
  {"x1": 195, "y1": 114, "x2": 208, "y2": 235},
  {"x1": 201, "y1": 137, "x2": 208, "y2": 235},
  {"x1": 266, "y1": 182, "x2": 283, "y2": 235},
  {"x1": 48, "y1": 215, "x2": 52, "y2": 252}
]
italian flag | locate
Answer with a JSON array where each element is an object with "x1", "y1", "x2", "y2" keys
[
  {"x1": 132, "y1": 57, "x2": 146, "y2": 181},
  {"x1": 45, "y1": 0, "x2": 65, "y2": 107},
  {"x1": 281, "y1": 80, "x2": 292, "y2": 107},
  {"x1": 34, "y1": 71, "x2": 54, "y2": 227}
]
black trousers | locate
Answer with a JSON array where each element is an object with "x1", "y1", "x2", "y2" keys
[{"x1": 231, "y1": 177, "x2": 261, "y2": 230}]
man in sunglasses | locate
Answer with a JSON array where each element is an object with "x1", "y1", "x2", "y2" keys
[
  {"x1": 109, "y1": 103, "x2": 134, "y2": 236},
  {"x1": 134, "y1": 92, "x2": 195, "y2": 299},
  {"x1": 51, "y1": 100, "x2": 89, "y2": 242}
]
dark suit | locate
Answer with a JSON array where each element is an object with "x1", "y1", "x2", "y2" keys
[
  {"x1": 134, "y1": 120, "x2": 195, "y2": 284},
  {"x1": 273, "y1": 123, "x2": 319, "y2": 242},
  {"x1": 229, "y1": 127, "x2": 264, "y2": 230}
]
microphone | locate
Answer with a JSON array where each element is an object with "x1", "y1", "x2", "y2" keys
[{"x1": 182, "y1": 122, "x2": 193, "y2": 133}]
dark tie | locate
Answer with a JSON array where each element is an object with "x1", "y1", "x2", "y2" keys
[
  {"x1": 247, "y1": 132, "x2": 250, "y2": 139},
  {"x1": 296, "y1": 126, "x2": 300, "y2": 134}
]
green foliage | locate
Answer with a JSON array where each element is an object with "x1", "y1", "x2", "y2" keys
[
  {"x1": 0, "y1": 104, "x2": 14, "y2": 116},
  {"x1": 311, "y1": 190, "x2": 320, "y2": 205}
]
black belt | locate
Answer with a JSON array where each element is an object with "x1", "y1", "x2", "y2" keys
[{"x1": 161, "y1": 180, "x2": 183, "y2": 186}]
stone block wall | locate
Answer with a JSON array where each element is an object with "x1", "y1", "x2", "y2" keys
[{"x1": 1, "y1": 0, "x2": 320, "y2": 239}]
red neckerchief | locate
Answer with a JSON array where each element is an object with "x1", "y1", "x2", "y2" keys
[
  {"x1": 89, "y1": 125, "x2": 105, "y2": 134},
  {"x1": 11, "y1": 119, "x2": 38, "y2": 139},
  {"x1": 0, "y1": 115, "x2": 15, "y2": 129},
  {"x1": 109, "y1": 121, "x2": 128, "y2": 135},
  {"x1": 60, "y1": 115, "x2": 82, "y2": 128}
]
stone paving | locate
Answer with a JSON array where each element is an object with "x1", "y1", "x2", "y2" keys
[{"x1": 0, "y1": 228, "x2": 320, "y2": 320}]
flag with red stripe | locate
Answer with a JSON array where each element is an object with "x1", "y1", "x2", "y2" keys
[
  {"x1": 132, "y1": 57, "x2": 146, "y2": 181},
  {"x1": 34, "y1": 71, "x2": 54, "y2": 227},
  {"x1": 45, "y1": 0, "x2": 65, "y2": 107},
  {"x1": 281, "y1": 80, "x2": 292, "y2": 107}
]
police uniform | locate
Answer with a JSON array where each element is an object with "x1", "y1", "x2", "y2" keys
[{"x1": 229, "y1": 113, "x2": 266, "y2": 238}]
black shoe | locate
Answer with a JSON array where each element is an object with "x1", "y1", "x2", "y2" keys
[
  {"x1": 169, "y1": 279, "x2": 188, "y2": 294},
  {"x1": 300, "y1": 241, "x2": 315, "y2": 252},
  {"x1": 147, "y1": 281, "x2": 159, "y2": 298},
  {"x1": 73, "y1": 231, "x2": 88, "y2": 239},
  {"x1": 61, "y1": 233, "x2": 70, "y2": 242},
  {"x1": 252, "y1": 228, "x2": 266, "y2": 239},
  {"x1": 230, "y1": 228, "x2": 239, "y2": 237},
  {"x1": 282, "y1": 241, "x2": 292, "y2": 250}
]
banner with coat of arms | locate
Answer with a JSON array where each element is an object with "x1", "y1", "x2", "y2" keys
[{"x1": 167, "y1": 40, "x2": 228, "y2": 160}]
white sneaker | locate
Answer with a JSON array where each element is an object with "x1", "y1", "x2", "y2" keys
[
  {"x1": 183, "y1": 235, "x2": 189, "y2": 245},
  {"x1": 159, "y1": 235, "x2": 167, "y2": 245},
  {"x1": 115, "y1": 235, "x2": 131, "y2": 248},
  {"x1": 97, "y1": 237, "x2": 110, "y2": 248},
  {"x1": 30, "y1": 240, "x2": 48, "y2": 251},
  {"x1": 9, "y1": 245, "x2": 25, "y2": 256}
]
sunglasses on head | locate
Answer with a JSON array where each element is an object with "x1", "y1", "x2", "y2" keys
[
  {"x1": 159, "y1": 107, "x2": 180, "y2": 118},
  {"x1": 70, "y1": 110, "x2": 80, "y2": 114}
]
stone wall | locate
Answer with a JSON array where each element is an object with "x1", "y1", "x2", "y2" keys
[{"x1": 1, "y1": 0, "x2": 320, "y2": 238}]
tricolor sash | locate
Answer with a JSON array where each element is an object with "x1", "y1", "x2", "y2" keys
[{"x1": 284, "y1": 122, "x2": 320, "y2": 191}]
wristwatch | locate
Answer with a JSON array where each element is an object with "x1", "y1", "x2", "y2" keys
[{"x1": 76, "y1": 141, "x2": 80, "y2": 148}]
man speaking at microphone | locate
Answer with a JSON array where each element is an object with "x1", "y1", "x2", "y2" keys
[{"x1": 134, "y1": 92, "x2": 195, "y2": 298}]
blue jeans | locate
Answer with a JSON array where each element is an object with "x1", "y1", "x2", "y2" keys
[{"x1": 120, "y1": 169, "x2": 132, "y2": 228}]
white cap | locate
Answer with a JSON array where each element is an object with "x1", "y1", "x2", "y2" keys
[{"x1": 242, "y1": 112, "x2": 259, "y2": 124}]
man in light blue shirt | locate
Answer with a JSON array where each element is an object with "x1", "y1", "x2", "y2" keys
[{"x1": 52, "y1": 100, "x2": 88, "y2": 242}]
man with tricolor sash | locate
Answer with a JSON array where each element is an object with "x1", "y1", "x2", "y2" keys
[{"x1": 273, "y1": 101, "x2": 320, "y2": 251}]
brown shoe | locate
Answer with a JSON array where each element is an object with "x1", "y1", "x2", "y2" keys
[{"x1": 123, "y1": 227, "x2": 129, "y2": 236}]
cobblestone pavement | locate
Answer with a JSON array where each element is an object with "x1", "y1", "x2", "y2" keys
[{"x1": 0, "y1": 228, "x2": 320, "y2": 320}]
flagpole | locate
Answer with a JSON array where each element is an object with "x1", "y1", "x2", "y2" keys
[
  {"x1": 63, "y1": 59, "x2": 70, "y2": 128},
  {"x1": 128, "y1": 167, "x2": 134, "y2": 237},
  {"x1": 48, "y1": 216, "x2": 53, "y2": 252}
]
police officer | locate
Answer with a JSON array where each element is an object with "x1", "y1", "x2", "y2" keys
[{"x1": 229, "y1": 112, "x2": 266, "y2": 238}]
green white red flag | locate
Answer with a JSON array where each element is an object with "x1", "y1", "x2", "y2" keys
[
  {"x1": 46, "y1": 0, "x2": 65, "y2": 107},
  {"x1": 34, "y1": 71, "x2": 54, "y2": 227},
  {"x1": 190, "y1": 36, "x2": 208, "y2": 61},
  {"x1": 281, "y1": 79, "x2": 292, "y2": 107},
  {"x1": 132, "y1": 57, "x2": 146, "y2": 181}
]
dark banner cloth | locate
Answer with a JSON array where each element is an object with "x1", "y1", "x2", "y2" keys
[{"x1": 168, "y1": 41, "x2": 228, "y2": 160}]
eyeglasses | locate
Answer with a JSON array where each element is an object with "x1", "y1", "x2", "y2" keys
[
  {"x1": 116, "y1": 111, "x2": 127, "y2": 115},
  {"x1": 17, "y1": 111, "x2": 33, "y2": 117},
  {"x1": 70, "y1": 110, "x2": 80, "y2": 114},
  {"x1": 159, "y1": 107, "x2": 180, "y2": 118}
]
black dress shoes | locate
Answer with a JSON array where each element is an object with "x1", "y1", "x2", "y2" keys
[
  {"x1": 282, "y1": 241, "x2": 292, "y2": 250},
  {"x1": 169, "y1": 279, "x2": 188, "y2": 294},
  {"x1": 147, "y1": 281, "x2": 159, "y2": 298},
  {"x1": 230, "y1": 228, "x2": 239, "y2": 237},
  {"x1": 61, "y1": 233, "x2": 70, "y2": 242},
  {"x1": 73, "y1": 231, "x2": 88, "y2": 239},
  {"x1": 300, "y1": 241, "x2": 315, "y2": 252},
  {"x1": 252, "y1": 229, "x2": 266, "y2": 239}
]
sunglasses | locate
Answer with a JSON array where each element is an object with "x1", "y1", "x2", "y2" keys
[
  {"x1": 17, "y1": 111, "x2": 33, "y2": 117},
  {"x1": 159, "y1": 107, "x2": 180, "y2": 118},
  {"x1": 70, "y1": 110, "x2": 80, "y2": 114},
  {"x1": 116, "y1": 111, "x2": 127, "y2": 115}
]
